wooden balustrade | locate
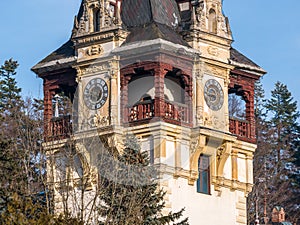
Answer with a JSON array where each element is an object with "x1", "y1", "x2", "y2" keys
[
  {"x1": 128, "y1": 100, "x2": 154, "y2": 121},
  {"x1": 127, "y1": 99, "x2": 189, "y2": 125},
  {"x1": 164, "y1": 101, "x2": 189, "y2": 123},
  {"x1": 46, "y1": 115, "x2": 72, "y2": 141},
  {"x1": 229, "y1": 117, "x2": 253, "y2": 141}
]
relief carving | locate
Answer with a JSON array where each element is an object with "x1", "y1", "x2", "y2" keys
[
  {"x1": 205, "y1": 65, "x2": 224, "y2": 77},
  {"x1": 207, "y1": 46, "x2": 219, "y2": 56},
  {"x1": 217, "y1": 144, "x2": 226, "y2": 160},
  {"x1": 86, "y1": 44, "x2": 104, "y2": 56},
  {"x1": 81, "y1": 64, "x2": 110, "y2": 75},
  {"x1": 190, "y1": 136, "x2": 199, "y2": 154},
  {"x1": 94, "y1": 114, "x2": 111, "y2": 127},
  {"x1": 204, "y1": 113, "x2": 225, "y2": 130}
]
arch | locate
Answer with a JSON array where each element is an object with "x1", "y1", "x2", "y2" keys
[
  {"x1": 94, "y1": 9, "x2": 100, "y2": 32},
  {"x1": 189, "y1": 135, "x2": 206, "y2": 185},
  {"x1": 164, "y1": 70, "x2": 186, "y2": 104},
  {"x1": 216, "y1": 142, "x2": 232, "y2": 177},
  {"x1": 208, "y1": 8, "x2": 217, "y2": 34}
]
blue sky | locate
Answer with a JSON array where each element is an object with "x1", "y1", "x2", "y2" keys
[{"x1": 0, "y1": 0, "x2": 299, "y2": 108}]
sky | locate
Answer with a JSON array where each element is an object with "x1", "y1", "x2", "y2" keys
[{"x1": 0, "y1": 0, "x2": 299, "y2": 108}]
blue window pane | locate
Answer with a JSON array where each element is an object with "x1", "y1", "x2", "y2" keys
[
  {"x1": 197, "y1": 155, "x2": 210, "y2": 194},
  {"x1": 202, "y1": 171, "x2": 208, "y2": 194}
]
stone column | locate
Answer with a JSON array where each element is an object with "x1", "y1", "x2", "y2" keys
[
  {"x1": 231, "y1": 149, "x2": 238, "y2": 189},
  {"x1": 110, "y1": 61, "x2": 119, "y2": 125}
]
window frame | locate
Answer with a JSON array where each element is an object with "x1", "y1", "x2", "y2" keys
[{"x1": 196, "y1": 154, "x2": 211, "y2": 194}]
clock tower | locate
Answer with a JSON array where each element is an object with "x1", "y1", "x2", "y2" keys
[{"x1": 32, "y1": 0, "x2": 266, "y2": 224}]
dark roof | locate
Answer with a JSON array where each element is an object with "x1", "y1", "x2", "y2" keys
[
  {"x1": 121, "y1": 0, "x2": 181, "y2": 29},
  {"x1": 31, "y1": 40, "x2": 76, "y2": 73},
  {"x1": 39, "y1": 40, "x2": 75, "y2": 64},
  {"x1": 123, "y1": 22, "x2": 189, "y2": 47},
  {"x1": 230, "y1": 48, "x2": 266, "y2": 73}
]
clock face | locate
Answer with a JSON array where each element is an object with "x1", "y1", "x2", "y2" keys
[
  {"x1": 204, "y1": 79, "x2": 224, "y2": 111},
  {"x1": 84, "y1": 78, "x2": 108, "y2": 110}
]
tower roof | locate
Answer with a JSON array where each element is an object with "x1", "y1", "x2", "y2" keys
[
  {"x1": 121, "y1": 0, "x2": 181, "y2": 29},
  {"x1": 121, "y1": 0, "x2": 188, "y2": 46},
  {"x1": 123, "y1": 22, "x2": 189, "y2": 47}
]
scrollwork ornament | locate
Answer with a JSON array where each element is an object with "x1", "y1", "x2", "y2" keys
[{"x1": 190, "y1": 136, "x2": 199, "y2": 154}]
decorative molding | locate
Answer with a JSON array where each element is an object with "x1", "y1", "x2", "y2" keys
[
  {"x1": 207, "y1": 46, "x2": 219, "y2": 57},
  {"x1": 80, "y1": 64, "x2": 110, "y2": 75},
  {"x1": 189, "y1": 135, "x2": 206, "y2": 185},
  {"x1": 86, "y1": 44, "x2": 104, "y2": 56},
  {"x1": 94, "y1": 114, "x2": 110, "y2": 127},
  {"x1": 204, "y1": 113, "x2": 226, "y2": 130}
]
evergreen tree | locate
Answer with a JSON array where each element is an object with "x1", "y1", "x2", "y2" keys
[
  {"x1": 0, "y1": 58, "x2": 22, "y2": 112},
  {"x1": 264, "y1": 81, "x2": 300, "y2": 223},
  {"x1": 266, "y1": 81, "x2": 299, "y2": 165},
  {"x1": 98, "y1": 135, "x2": 189, "y2": 225},
  {"x1": 0, "y1": 59, "x2": 26, "y2": 211}
]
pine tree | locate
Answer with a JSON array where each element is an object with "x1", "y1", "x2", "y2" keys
[
  {"x1": 0, "y1": 58, "x2": 22, "y2": 112},
  {"x1": 264, "y1": 81, "x2": 300, "y2": 223},
  {"x1": 98, "y1": 135, "x2": 189, "y2": 225},
  {"x1": 0, "y1": 59, "x2": 83, "y2": 224},
  {"x1": 266, "y1": 81, "x2": 299, "y2": 165},
  {"x1": 0, "y1": 59, "x2": 26, "y2": 211}
]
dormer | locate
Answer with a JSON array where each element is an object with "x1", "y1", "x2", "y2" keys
[
  {"x1": 177, "y1": 0, "x2": 231, "y2": 38},
  {"x1": 71, "y1": 0, "x2": 126, "y2": 63},
  {"x1": 72, "y1": 0, "x2": 122, "y2": 38}
]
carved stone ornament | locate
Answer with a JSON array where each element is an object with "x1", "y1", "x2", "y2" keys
[
  {"x1": 207, "y1": 46, "x2": 219, "y2": 57},
  {"x1": 190, "y1": 136, "x2": 199, "y2": 154},
  {"x1": 81, "y1": 64, "x2": 110, "y2": 75},
  {"x1": 204, "y1": 113, "x2": 225, "y2": 130},
  {"x1": 86, "y1": 45, "x2": 104, "y2": 56},
  {"x1": 217, "y1": 144, "x2": 225, "y2": 160},
  {"x1": 93, "y1": 114, "x2": 110, "y2": 127}
]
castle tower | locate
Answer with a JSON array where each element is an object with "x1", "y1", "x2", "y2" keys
[{"x1": 32, "y1": 0, "x2": 266, "y2": 224}]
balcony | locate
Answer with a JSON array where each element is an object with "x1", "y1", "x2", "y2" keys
[
  {"x1": 46, "y1": 115, "x2": 72, "y2": 142},
  {"x1": 127, "y1": 99, "x2": 190, "y2": 125},
  {"x1": 229, "y1": 117, "x2": 255, "y2": 143}
]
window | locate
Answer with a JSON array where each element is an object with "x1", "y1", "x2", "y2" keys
[
  {"x1": 228, "y1": 93, "x2": 246, "y2": 120},
  {"x1": 94, "y1": 9, "x2": 100, "y2": 32},
  {"x1": 208, "y1": 9, "x2": 217, "y2": 34},
  {"x1": 197, "y1": 155, "x2": 210, "y2": 194}
]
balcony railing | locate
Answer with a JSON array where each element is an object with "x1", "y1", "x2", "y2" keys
[
  {"x1": 128, "y1": 100, "x2": 154, "y2": 122},
  {"x1": 46, "y1": 115, "x2": 72, "y2": 141},
  {"x1": 127, "y1": 99, "x2": 189, "y2": 125},
  {"x1": 164, "y1": 101, "x2": 189, "y2": 124},
  {"x1": 229, "y1": 117, "x2": 253, "y2": 141}
]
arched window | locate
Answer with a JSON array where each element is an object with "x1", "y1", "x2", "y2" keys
[
  {"x1": 197, "y1": 154, "x2": 210, "y2": 194},
  {"x1": 208, "y1": 8, "x2": 217, "y2": 34},
  {"x1": 228, "y1": 93, "x2": 246, "y2": 120},
  {"x1": 94, "y1": 9, "x2": 100, "y2": 32}
]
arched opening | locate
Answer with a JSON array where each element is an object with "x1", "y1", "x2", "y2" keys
[
  {"x1": 228, "y1": 93, "x2": 246, "y2": 120},
  {"x1": 127, "y1": 74, "x2": 155, "y2": 121},
  {"x1": 121, "y1": 62, "x2": 192, "y2": 125},
  {"x1": 94, "y1": 9, "x2": 100, "y2": 32},
  {"x1": 127, "y1": 75, "x2": 154, "y2": 106},
  {"x1": 208, "y1": 8, "x2": 217, "y2": 34},
  {"x1": 164, "y1": 71, "x2": 185, "y2": 104}
]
